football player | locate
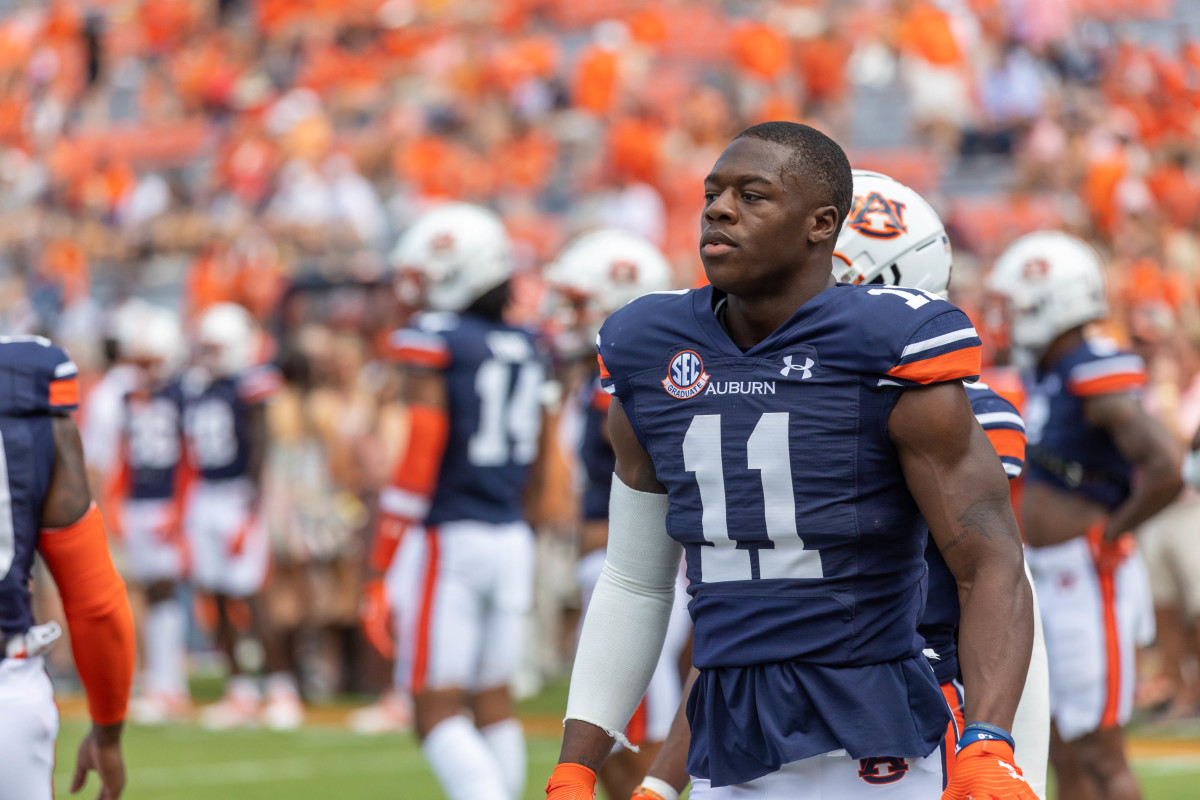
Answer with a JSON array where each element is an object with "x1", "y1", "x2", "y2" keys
[
  {"x1": 547, "y1": 122, "x2": 1036, "y2": 799},
  {"x1": 546, "y1": 229, "x2": 692, "y2": 800},
  {"x1": 628, "y1": 170, "x2": 1052, "y2": 800},
  {"x1": 182, "y1": 303, "x2": 300, "y2": 730},
  {"x1": 365, "y1": 203, "x2": 548, "y2": 800},
  {"x1": 990, "y1": 233, "x2": 1182, "y2": 800},
  {"x1": 115, "y1": 307, "x2": 193, "y2": 724},
  {"x1": 0, "y1": 336, "x2": 135, "y2": 800}
]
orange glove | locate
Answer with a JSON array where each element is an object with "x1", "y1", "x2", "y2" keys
[
  {"x1": 630, "y1": 783, "x2": 675, "y2": 800},
  {"x1": 360, "y1": 578, "x2": 395, "y2": 660},
  {"x1": 546, "y1": 763, "x2": 596, "y2": 800},
  {"x1": 942, "y1": 738, "x2": 1037, "y2": 800}
]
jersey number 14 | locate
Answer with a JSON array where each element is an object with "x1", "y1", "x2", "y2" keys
[{"x1": 683, "y1": 412, "x2": 824, "y2": 583}]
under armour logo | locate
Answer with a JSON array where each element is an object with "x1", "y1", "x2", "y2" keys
[{"x1": 780, "y1": 355, "x2": 814, "y2": 379}]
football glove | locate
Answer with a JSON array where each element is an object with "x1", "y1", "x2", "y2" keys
[
  {"x1": 545, "y1": 763, "x2": 596, "y2": 800},
  {"x1": 360, "y1": 578, "x2": 395, "y2": 660},
  {"x1": 942, "y1": 723, "x2": 1037, "y2": 800}
]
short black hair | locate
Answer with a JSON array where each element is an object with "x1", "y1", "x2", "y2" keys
[{"x1": 734, "y1": 121, "x2": 853, "y2": 231}]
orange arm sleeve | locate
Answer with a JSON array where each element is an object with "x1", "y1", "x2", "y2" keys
[
  {"x1": 370, "y1": 403, "x2": 450, "y2": 573},
  {"x1": 38, "y1": 503, "x2": 135, "y2": 725}
]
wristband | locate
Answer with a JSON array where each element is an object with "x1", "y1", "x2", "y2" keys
[
  {"x1": 635, "y1": 776, "x2": 680, "y2": 800},
  {"x1": 546, "y1": 762, "x2": 597, "y2": 797},
  {"x1": 956, "y1": 721, "x2": 1015, "y2": 753}
]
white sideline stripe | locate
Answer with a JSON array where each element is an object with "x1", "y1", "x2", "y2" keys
[
  {"x1": 899, "y1": 327, "x2": 978, "y2": 359},
  {"x1": 975, "y1": 411, "x2": 1025, "y2": 430}
]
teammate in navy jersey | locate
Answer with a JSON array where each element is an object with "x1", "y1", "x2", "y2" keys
[
  {"x1": 991, "y1": 232, "x2": 1182, "y2": 800},
  {"x1": 547, "y1": 123, "x2": 1036, "y2": 800},
  {"x1": 181, "y1": 303, "x2": 300, "y2": 730},
  {"x1": 546, "y1": 229, "x2": 693, "y2": 800},
  {"x1": 364, "y1": 203, "x2": 548, "y2": 800},
  {"x1": 627, "y1": 170, "x2": 1050, "y2": 800},
  {"x1": 112, "y1": 307, "x2": 194, "y2": 725},
  {"x1": 0, "y1": 336, "x2": 135, "y2": 800}
]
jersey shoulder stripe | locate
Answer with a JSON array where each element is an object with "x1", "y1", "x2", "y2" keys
[
  {"x1": 1067, "y1": 353, "x2": 1146, "y2": 397},
  {"x1": 885, "y1": 311, "x2": 982, "y2": 385},
  {"x1": 967, "y1": 384, "x2": 1025, "y2": 479},
  {"x1": 0, "y1": 338, "x2": 79, "y2": 414}
]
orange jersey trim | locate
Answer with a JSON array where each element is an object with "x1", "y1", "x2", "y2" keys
[
  {"x1": 591, "y1": 387, "x2": 612, "y2": 413},
  {"x1": 886, "y1": 345, "x2": 982, "y2": 384},
  {"x1": 598, "y1": 354, "x2": 611, "y2": 381},
  {"x1": 940, "y1": 682, "x2": 965, "y2": 784},
  {"x1": 394, "y1": 345, "x2": 451, "y2": 370},
  {"x1": 985, "y1": 428, "x2": 1027, "y2": 462},
  {"x1": 1069, "y1": 372, "x2": 1146, "y2": 397},
  {"x1": 39, "y1": 504, "x2": 135, "y2": 725},
  {"x1": 49, "y1": 377, "x2": 80, "y2": 408}
]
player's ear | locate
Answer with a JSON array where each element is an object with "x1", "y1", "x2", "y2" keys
[{"x1": 808, "y1": 204, "x2": 840, "y2": 245}]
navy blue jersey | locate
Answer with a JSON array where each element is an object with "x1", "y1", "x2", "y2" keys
[
  {"x1": 920, "y1": 382, "x2": 1026, "y2": 685},
  {"x1": 182, "y1": 366, "x2": 279, "y2": 482},
  {"x1": 0, "y1": 338, "x2": 78, "y2": 635},
  {"x1": 579, "y1": 376, "x2": 614, "y2": 521},
  {"x1": 1023, "y1": 338, "x2": 1145, "y2": 510},
  {"x1": 598, "y1": 284, "x2": 982, "y2": 786},
  {"x1": 391, "y1": 312, "x2": 546, "y2": 526},
  {"x1": 121, "y1": 382, "x2": 184, "y2": 501}
]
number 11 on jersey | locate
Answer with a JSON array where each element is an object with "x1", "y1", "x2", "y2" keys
[{"x1": 683, "y1": 412, "x2": 824, "y2": 583}]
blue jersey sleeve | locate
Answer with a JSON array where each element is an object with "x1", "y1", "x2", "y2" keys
[
  {"x1": 0, "y1": 337, "x2": 79, "y2": 416},
  {"x1": 881, "y1": 306, "x2": 982, "y2": 386},
  {"x1": 966, "y1": 383, "x2": 1026, "y2": 479},
  {"x1": 388, "y1": 312, "x2": 458, "y2": 371}
]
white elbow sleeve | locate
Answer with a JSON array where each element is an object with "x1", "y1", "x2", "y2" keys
[{"x1": 564, "y1": 474, "x2": 682, "y2": 748}]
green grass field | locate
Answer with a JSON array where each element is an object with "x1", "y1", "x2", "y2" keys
[{"x1": 50, "y1": 681, "x2": 1200, "y2": 799}]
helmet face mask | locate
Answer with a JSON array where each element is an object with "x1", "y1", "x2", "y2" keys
[
  {"x1": 390, "y1": 203, "x2": 514, "y2": 313},
  {"x1": 833, "y1": 170, "x2": 952, "y2": 298}
]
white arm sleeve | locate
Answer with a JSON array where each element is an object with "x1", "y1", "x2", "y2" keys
[
  {"x1": 1013, "y1": 560, "x2": 1050, "y2": 800},
  {"x1": 564, "y1": 474, "x2": 682, "y2": 749}
]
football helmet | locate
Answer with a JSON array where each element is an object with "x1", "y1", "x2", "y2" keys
[
  {"x1": 545, "y1": 228, "x2": 673, "y2": 348},
  {"x1": 128, "y1": 306, "x2": 185, "y2": 383},
  {"x1": 987, "y1": 231, "x2": 1107, "y2": 355},
  {"x1": 833, "y1": 170, "x2": 952, "y2": 297},
  {"x1": 196, "y1": 302, "x2": 257, "y2": 377},
  {"x1": 389, "y1": 203, "x2": 514, "y2": 313}
]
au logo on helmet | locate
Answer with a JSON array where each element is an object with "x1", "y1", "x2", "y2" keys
[
  {"x1": 846, "y1": 192, "x2": 908, "y2": 239},
  {"x1": 662, "y1": 350, "x2": 710, "y2": 399}
]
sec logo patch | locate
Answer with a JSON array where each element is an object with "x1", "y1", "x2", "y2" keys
[{"x1": 662, "y1": 350, "x2": 710, "y2": 399}]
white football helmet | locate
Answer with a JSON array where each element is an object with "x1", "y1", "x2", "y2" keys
[
  {"x1": 196, "y1": 302, "x2": 258, "y2": 377},
  {"x1": 109, "y1": 297, "x2": 155, "y2": 360},
  {"x1": 127, "y1": 306, "x2": 185, "y2": 381},
  {"x1": 390, "y1": 203, "x2": 514, "y2": 313},
  {"x1": 833, "y1": 170, "x2": 952, "y2": 297},
  {"x1": 987, "y1": 231, "x2": 1107, "y2": 355},
  {"x1": 546, "y1": 228, "x2": 673, "y2": 333}
]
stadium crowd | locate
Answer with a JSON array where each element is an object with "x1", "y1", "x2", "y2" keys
[{"x1": 3, "y1": 0, "x2": 1200, "y2": 747}]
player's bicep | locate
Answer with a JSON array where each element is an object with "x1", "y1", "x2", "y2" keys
[
  {"x1": 1085, "y1": 392, "x2": 1180, "y2": 470},
  {"x1": 42, "y1": 415, "x2": 94, "y2": 528},
  {"x1": 890, "y1": 382, "x2": 1023, "y2": 577},
  {"x1": 608, "y1": 397, "x2": 665, "y2": 494}
]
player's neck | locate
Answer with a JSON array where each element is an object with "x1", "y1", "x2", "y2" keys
[
  {"x1": 1037, "y1": 327, "x2": 1086, "y2": 372},
  {"x1": 720, "y1": 272, "x2": 836, "y2": 348}
]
